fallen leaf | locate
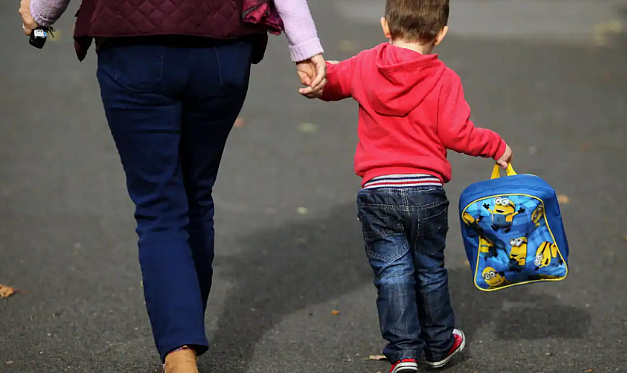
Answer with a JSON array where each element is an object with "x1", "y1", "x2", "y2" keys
[
  {"x1": 331, "y1": 310, "x2": 340, "y2": 315},
  {"x1": 462, "y1": 260, "x2": 470, "y2": 267},
  {"x1": 545, "y1": 352, "x2": 552, "y2": 356},
  {"x1": 298, "y1": 122, "x2": 318, "y2": 134},
  {"x1": 234, "y1": 117, "x2": 246, "y2": 128},
  {"x1": 600, "y1": 72, "x2": 612, "y2": 83},
  {"x1": 586, "y1": 370, "x2": 594, "y2": 372},
  {"x1": 624, "y1": 234, "x2": 627, "y2": 242},
  {"x1": 49, "y1": 29, "x2": 62, "y2": 41},
  {"x1": 593, "y1": 20, "x2": 622, "y2": 46},
  {"x1": 297, "y1": 207, "x2": 308, "y2": 215},
  {"x1": 557, "y1": 195, "x2": 570, "y2": 204},
  {"x1": 368, "y1": 355, "x2": 387, "y2": 361},
  {"x1": 0, "y1": 285, "x2": 15, "y2": 299},
  {"x1": 578, "y1": 143, "x2": 592, "y2": 152}
]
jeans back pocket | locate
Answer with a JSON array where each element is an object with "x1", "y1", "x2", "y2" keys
[{"x1": 98, "y1": 44, "x2": 164, "y2": 93}]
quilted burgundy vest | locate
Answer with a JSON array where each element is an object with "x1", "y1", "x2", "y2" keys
[{"x1": 73, "y1": 0, "x2": 266, "y2": 61}]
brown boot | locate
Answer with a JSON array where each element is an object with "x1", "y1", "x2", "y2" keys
[{"x1": 163, "y1": 346, "x2": 199, "y2": 373}]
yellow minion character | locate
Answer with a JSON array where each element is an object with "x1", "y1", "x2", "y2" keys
[
  {"x1": 479, "y1": 236, "x2": 498, "y2": 258},
  {"x1": 482, "y1": 267, "x2": 508, "y2": 288},
  {"x1": 462, "y1": 212, "x2": 485, "y2": 237},
  {"x1": 483, "y1": 197, "x2": 525, "y2": 233},
  {"x1": 508, "y1": 237, "x2": 528, "y2": 271},
  {"x1": 534, "y1": 241, "x2": 562, "y2": 270},
  {"x1": 531, "y1": 205, "x2": 545, "y2": 228},
  {"x1": 462, "y1": 212, "x2": 477, "y2": 226}
]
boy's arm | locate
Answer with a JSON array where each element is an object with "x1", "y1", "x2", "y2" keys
[
  {"x1": 319, "y1": 56, "x2": 359, "y2": 101},
  {"x1": 437, "y1": 72, "x2": 507, "y2": 160}
]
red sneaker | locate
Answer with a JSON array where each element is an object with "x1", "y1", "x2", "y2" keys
[
  {"x1": 424, "y1": 329, "x2": 466, "y2": 369},
  {"x1": 390, "y1": 358, "x2": 418, "y2": 373}
]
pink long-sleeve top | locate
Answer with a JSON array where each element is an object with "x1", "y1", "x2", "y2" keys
[{"x1": 30, "y1": 0, "x2": 323, "y2": 62}]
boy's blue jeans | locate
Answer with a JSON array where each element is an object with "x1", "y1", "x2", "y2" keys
[
  {"x1": 96, "y1": 37, "x2": 253, "y2": 361},
  {"x1": 357, "y1": 186, "x2": 456, "y2": 363}
]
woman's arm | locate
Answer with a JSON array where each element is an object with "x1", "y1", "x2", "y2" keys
[
  {"x1": 273, "y1": 0, "x2": 324, "y2": 62},
  {"x1": 30, "y1": 0, "x2": 71, "y2": 26}
]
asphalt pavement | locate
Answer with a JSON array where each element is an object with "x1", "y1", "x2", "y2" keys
[{"x1": 1, "y1": 1, "x2": 627, "y2": 372}]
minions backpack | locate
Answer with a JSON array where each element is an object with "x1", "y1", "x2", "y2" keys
[{"x1": 459, "y1": 164, "x2": 569, "y2": 291}]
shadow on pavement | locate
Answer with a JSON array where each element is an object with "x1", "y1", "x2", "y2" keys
[
  {"x1": 448, "y1": 270, "x2": 591, "y2": 342},
  {"x1": 207, "y1": 203, "x2": 591, "y2": 373},
  {"x1": 205, "y1": 203, "x2": 372, "y2": 372}
]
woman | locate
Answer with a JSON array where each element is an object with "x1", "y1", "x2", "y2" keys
[{"x1": 19, "y1": 0, "x2": 326, "y2": 371}]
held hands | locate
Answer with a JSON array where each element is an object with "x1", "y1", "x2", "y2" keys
[
  {"x1": 496, "y1": 144, "x2": 513, "y2": 169},
  {"x1": 296, "y1": 54, "x2": 327, "y2": 99},
  {"x1": 19, "y1": 0, "x2": 39, "y2": 35}
]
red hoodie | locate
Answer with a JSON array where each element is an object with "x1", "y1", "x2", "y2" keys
[{"x1": 320, "y1": 43, "x2": 506, "y2": 185}]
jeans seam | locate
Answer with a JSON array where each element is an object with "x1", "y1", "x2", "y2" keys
[
  {"x1": 213, "y1": 46, "x2": 225, "y2": 87},
  {"x1": 374, "y1": 271, "x2": 414, "y2": 279},
  {"x1": 365, "y1": 241, "x2": 409, "y2": 262},
  {"x1": 358, "y1": 203, "x2": 404, "y2": 211}
]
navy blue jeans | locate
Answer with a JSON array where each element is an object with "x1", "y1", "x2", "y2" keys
[
  {"x1": 97, "y1": 37, "x2": 252, "y2": 361},
  {"x1": 357, "y1": 187, "x2": 456, "y2": 363}
]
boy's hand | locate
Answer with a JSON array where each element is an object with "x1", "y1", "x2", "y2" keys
[{"x1": 496, "y1": 144, "x2": 513, "y2": 169}]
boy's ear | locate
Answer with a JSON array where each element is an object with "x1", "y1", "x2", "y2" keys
[
  {"x1": 381, "y1": 17, "x2": 392, "y2": 40},
  {"x1": 434, "y1": 26, "x2": 449, "y2": 46}
]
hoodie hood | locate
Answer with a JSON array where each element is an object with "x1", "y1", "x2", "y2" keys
[{"x1": 367, "y1": 43, "x2": 446, "y2": 116}]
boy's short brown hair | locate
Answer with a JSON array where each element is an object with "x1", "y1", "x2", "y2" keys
[{"x1": 385, "y1": 0, "x2": 449, "y2": 43}]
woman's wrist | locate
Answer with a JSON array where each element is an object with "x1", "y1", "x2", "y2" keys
[{"x1": 289, "y1": 38, "x2": 324, "y2": 63}]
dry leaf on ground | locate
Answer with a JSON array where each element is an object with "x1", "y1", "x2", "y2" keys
[
  {"x1": 298, "y1": 122, "x2": 318, "y2": 134},
  {"x1": 234, "y1": 117, "x2": 246, "y2": 128},
  {"x1": 0, "y1": 284, "x2": 16, "y2": 299},
  {"x1": 368, "y1": 355, "x2": 387, "y2": 361},
  {"x1": 297, "y1": 207, "x2": 308, "y2": 215},
  {"x1": 557, "y1": 195, "x2": 570, "y2": 204},
  {"x1": 331, "y1": 310, "x2": 340, "y2": 315},
  {"x1": 593, "y1": 20, "x2": 622, "y2": 46},
  {"x1": 49, "y1": 29, "x2": 62, "y2": 41}
]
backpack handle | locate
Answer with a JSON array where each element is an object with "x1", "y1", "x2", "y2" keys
[{"x1": 491, "y1": 164, "x2": 517, "y2": 179}]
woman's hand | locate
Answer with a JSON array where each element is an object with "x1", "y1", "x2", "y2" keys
[
  {"x1": 296, "y1": 54, "x2": 327, "y2": 99},
  {"x1": 19, "y1": 0, "x2": 39, "y2": 35}
]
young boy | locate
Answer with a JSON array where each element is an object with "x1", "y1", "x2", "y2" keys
[{"x1": 314, "y1": 0, "x2": 512, "y2": 371}]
